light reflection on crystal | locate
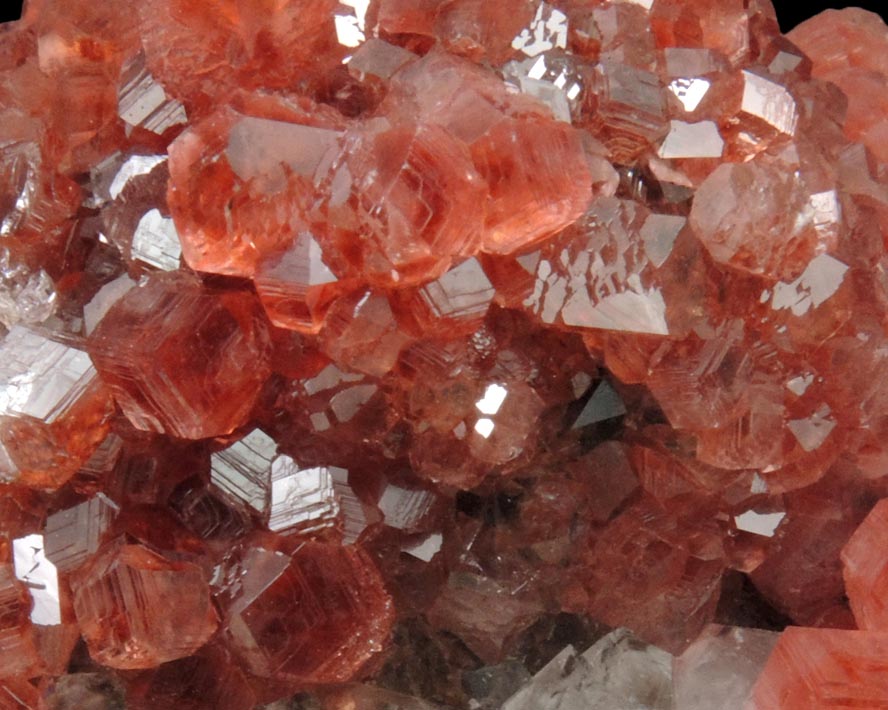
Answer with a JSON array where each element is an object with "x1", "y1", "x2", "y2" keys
[
  {"x1": 771, "y1": 254, "x2": 849, "y2": 315},
  {"x1": 109, "y1": 155, "x2": 167, "y2": 201},
  {"x1": 475, "y1": 384, "x2": 508, "y2": 416},
  {"x1": 403, "y1": 533, "x2": 442, "y2": 562},
  {"x1": 210, "y1": 429, "x2": 276, "y2": 514},
  {"x1": 0, "y1": 327, "x2": 96, "y2": 424},
  {"x1": 786, "y1": 373, "x2": 814, "y2": 396},
  {"x1": 131, "y1": 209, "x2": 182, "y2": 271},
  {"x1": 13, "y1": 534, "x2": 61, "y2": 626},
  {"x1": 668, "y1": 77, "x2": 711, "y2": 112},
  {"x1": 335, "y1": 0, "x2": 370, "y2": 48},
  {"x1": 734, "y1": 510, "x2": 786, "y2": 537},
  {"x1": 269, "y1": 457, "x2": 340, "y2": 533},
  {"x1": 474, "y1": 418, "x2": 496, "y2": 439},
  {"x1": 511, "y1": 3, "x2": 569, "y2": 58},
  {"x1": 418, "y1": 257, "x2": 495, "y2": 322},
  {"x1": 377, "y1": 484, "x2": 434, "y2": 531},
  {"x1": 83, "y1": 275, "x2": 136, "y2": 335},
  {"x1": 118, "y1": 52, "x2": 188, "y2": 135},
  {"x1": 787, "y1": 404, "x2": 836, "y2": 452},
  {"x1": 657, "y1": 120, "x2": 724, "y2": 159},
  {"x1": 502, "y1": 54, "x2": 583, "y2": 123},
  {"x1": 332, "y1": 467, "x2": 367, "y2": 545}
]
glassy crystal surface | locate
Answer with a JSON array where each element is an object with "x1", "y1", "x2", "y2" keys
[
  {"x1": 1, "y1": 0, "x2": 888, "y2": 704},
  {"x1": 71, "y1": 541, "x2": 219, "y2": 669}
]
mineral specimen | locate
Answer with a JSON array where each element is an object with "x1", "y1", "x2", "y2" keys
[{"x1": 0, "y1": 0, "x2": 887, "y2": 708}]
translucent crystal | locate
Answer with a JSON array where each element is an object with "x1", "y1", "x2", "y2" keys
[
  {"x1": 131, "y1": 208, "x2": 182, "y2": 271},
  {"x1": 502, "y1": 629, "x2": 673, "y2": 709},
  {"x1": 377, "y1": 484, "x2": 435, "y2": 531},
  {"x1": 223, "y1": 542, "x2": 394, "y2": 684},
  {"x1": 118, "y1": 51, "x2": 188, "y2": 135},
  {"x1": 748, "y1": 628, "x2": 888, "y2": 709},
  {"x1": 268, "y1": 457, "x2": 340, "y2": 533},
  {"x1": 502, "y1": 53, "x2": 584, "y2": 123},
  {"x1": 0, "y1": 327, "x2": 96, "y2": 425},
  {"x1": 210, "y1": 429, "x2": 277, "y2": 514},
  {"x1": 44, "y1": 494, "x2": 119, "y2": 574},
  {"x1": 71, "y1": 542, "x2": 219, "y2": 669},
  {"x1": 12, "y1": 534, "x2": 61, "y2": 626}
]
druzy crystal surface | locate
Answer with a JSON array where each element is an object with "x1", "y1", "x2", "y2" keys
[{"x1": 2, "y1": 0, "x2": 888, "y2": 708}]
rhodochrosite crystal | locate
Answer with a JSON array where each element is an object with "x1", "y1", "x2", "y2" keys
[{"x1": 3, "y1": 0, "x2": 888, "y2": 707}]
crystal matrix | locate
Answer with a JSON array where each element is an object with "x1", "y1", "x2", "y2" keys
[{"x1": 2, "y1": 0, "x2": 888, "y2": 708}]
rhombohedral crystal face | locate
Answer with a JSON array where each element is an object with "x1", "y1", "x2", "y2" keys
[{"x1": 1, "y1": 0, "x2": 888, "y2": 708}]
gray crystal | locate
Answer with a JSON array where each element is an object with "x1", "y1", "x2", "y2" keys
[
  {"x1": 13, "y1": 533, "x2": 61, "y2": 625},
  {"x1": 502, "y1": 629, "x2": 673, "y2": 710},
  {"x1": 572, "y1": 380, "x2": 627, "y2": 429},
  {"x1": 378, "y1": 484, "x2": 435, "y2": 531},
  {"x1": 672, "y1": 624, "x2": 779, "y2": 710},
  {"x1": 45, "y1": 672, "x2": 126, "y2": 710}
]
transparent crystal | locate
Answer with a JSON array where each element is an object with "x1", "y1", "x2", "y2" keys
[
  {"x1": 502, "y1": 629, "x2": 673, "y2": 709},
  {"x1": 13, "y1": 533, "x2": 61, "y2": 626},
  {"x1": 0, "y1": 248, "x2": 56, "y2": 328}
]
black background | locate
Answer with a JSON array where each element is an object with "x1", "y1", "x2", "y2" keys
[{"x1": 0, "y1": 1, "x2": 885, "y2": 44}]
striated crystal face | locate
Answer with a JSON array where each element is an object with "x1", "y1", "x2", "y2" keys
[
  {"x1": 747, "y1": 628, "x2": 888, "y2": 709},
  {"x1": 4, "y1": 0, "x2": 888, "y2": 706},
  {"x1": 0, "y1": 327, "x2": 112, "y2": 488},
  {"x1": 221, "y1": 542, "x2": 394, "y2": 684},
  {"x1": 87, "y1": 271, "x2": 271, "y2": 439},
  {"x1": 71, "y1": 541, "x2": 219, "y2": 669}
]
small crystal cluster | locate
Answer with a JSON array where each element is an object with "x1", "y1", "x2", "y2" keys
[{"x1": 1, "y1": 0, "x2": 888, "y2": 707}]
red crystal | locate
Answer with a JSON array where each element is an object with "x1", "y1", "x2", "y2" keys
[{"x1": 2, "y1": 0, "x2": 888, "y2": 705}]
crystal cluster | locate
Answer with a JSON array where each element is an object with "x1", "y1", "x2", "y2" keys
[{"x1": 1, "y1": 0, "x2": 888, "y2": 707}]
